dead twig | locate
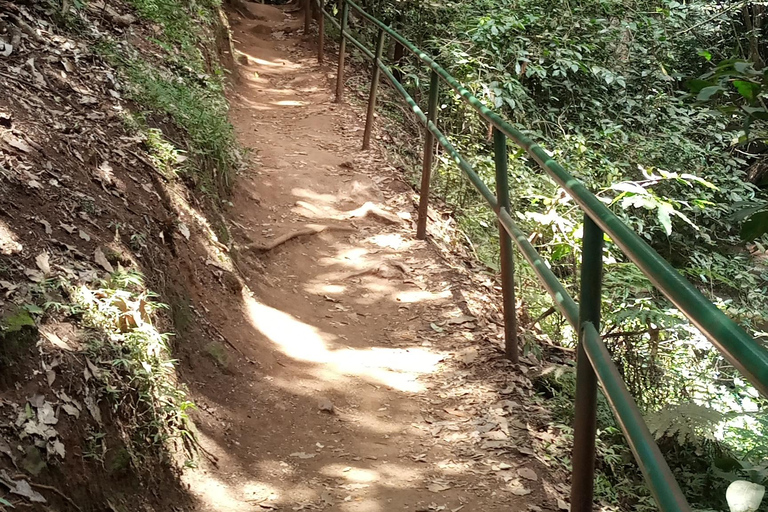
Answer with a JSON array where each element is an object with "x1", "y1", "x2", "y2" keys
[{"x1": 529, "y1": 306, "x2": 556, "y2": 327}]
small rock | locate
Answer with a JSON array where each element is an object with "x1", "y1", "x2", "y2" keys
[{"x1": 318, "y1": 398, "x2": 334, "y2": 414}]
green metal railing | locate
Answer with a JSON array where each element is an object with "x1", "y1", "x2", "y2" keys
[{"x1": 303, "y1": 2, "x2": 768, "y2": 510}]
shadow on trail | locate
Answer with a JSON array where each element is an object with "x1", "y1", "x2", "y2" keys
[{"x1": 171, "y1": 3, "x2": 562, "y2": 511}]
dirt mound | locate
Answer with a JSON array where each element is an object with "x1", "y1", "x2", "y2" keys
[{"x1": 0, "y1": 0, "x2": 243, "y2": 509}]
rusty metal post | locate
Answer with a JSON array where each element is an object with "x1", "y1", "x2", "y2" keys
[
  {"x1": 363, "y1": 29, "x2": 386, "y2": 150},
  {"x1": 317, "y1": 0, "x2": 325, "y2": 63},
  {"x1": 493, "y1": 127, "x2": 518, "y2": 363},
  {"x1": 334, "y1": 0, "x2": 349, "y2": 103},
  {"x1": 416, "y1": 70, "x2": 440, "y2": 239},
  {"x1": 570, "y1": 214, "x2": 603, "y2": 512},
  {"x1": 304, "y1": 0, "x2": 311, "y2": 34}
]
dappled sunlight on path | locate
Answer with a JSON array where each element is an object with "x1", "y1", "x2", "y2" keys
[{"x1": 179, "y1": 3, "x2": 562, "y2": 512}]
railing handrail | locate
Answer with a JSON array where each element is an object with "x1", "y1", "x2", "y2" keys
[
  {"x1": 343, "y1": 0, "x2": 768, "y2": 399},
  {"x1": 306, "y1": 2, "x2": 768, "y2": 510}
]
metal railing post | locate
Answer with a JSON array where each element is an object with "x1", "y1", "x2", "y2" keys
[
  {"x1": 317, "y1": 0, "x2": 324, "y2": 63},
  {"x1": 571, "y1": 214, "x2": 604, "y2": 512},
  {"x1": 493, "y1": 127, "x2": 518, "y2": 363},
  {"x1": 416, "y1": 70, "x2": 439, "y2": 239},
  {"x1": 334, "y1": 0, "x2": 349, "y2": 103},
  {"x1": 362, "y1": 29, "x2": 386, "y2": 150}
]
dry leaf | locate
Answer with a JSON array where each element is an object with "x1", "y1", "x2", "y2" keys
[
  {"x1": 35, "y1": 252, "x2": 51, "y2": 275},
  {"x1": 61, "y1": 403, "x2": 80, "y2": 418},
  {"x1": 446, "y1": 314, "x2": 476, "y2": 325},
  {"x1": 427, "y1": 481, "x2": 452, "y2": 492},
  {"x1": 94, "y1": 247, "x2": 114, "y2": 273},
  {"x1": 79, "y1": 229, "x2": 91, "y2": 242},
  {"x1": 84, "y1": 390, "x2": 102, "y2": 425},
  {"x1": 518, "y1": 467, "x2": 538, "y2": 481},
  {"x1": 289, "y1": 452, "x2": 316, "y2": 459},
  {"x1": 38, "y1": 219, "x2": 52, "y2": 234},
  {"x1": 459, "y1": 348, "x2": 478, "y2": 364},
  {"x1": 38, "y1": 402, "x2": 58, "y2": 425},
  {"x1": 508, "y1": 479, "x2": 531, "y2": 496},
  {"x1": 24, "y1": 268, "x2": 44, "y2": 283},
  {"x1": 2, "y1": 132, "x2": 32, "y2": 153},
  {"x1": 9, "y1": 478, "x2": 46, "y2": 503},
  {"x1": 178, "y1": 222, "x2": 190, "y2": 240}
]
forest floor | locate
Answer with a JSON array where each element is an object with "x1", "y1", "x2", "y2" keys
[{"x1": 176, "y1": 4, "x2": 572, "y2": 512}]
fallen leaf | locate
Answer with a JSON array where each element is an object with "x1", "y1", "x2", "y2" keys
[
  {"x1": 94, "y1": 247, "x2": 114, "y2": 273},
  {"x1": 61, "y1": 403, "x2": 80, "y2": 418},
  {"x1": 60, "y1": 223, "x2": 76, "y2": 234},
  {"x1": 446, "y1": 314, "x2": 476, "y2": 325},
  {"x1": 427, "y1": 481, "x2": 451, "y2": 492},
  {"x1": 37, "y1": 402, "x2": 58, "y2": 425},
  {"x1": 38, "y1": 219, "x2": 52, "y2": 234},
  {"x1": 47, "y1": 439, "x2": 65, "y2": 458},
  {"x1": 84, "y1": 389, "x2": 102, "y2": 425},
  {"x1": 459, "y1": 348, "x2": 478, "y2": 364},
  {"x1": 79, "y1": 229, "x2": 91, "y2": 242},
  {"x1": 35, "y1": 252, "x2": 51, "y2": 275},
  {"x1": 557, "y1": 499, "x2": 570, "y2": 511},
  {"x1": 0, "y1": 437, "x2": 15, "y2": 464},
  {"x1": 430, "y1": 322, "x2": 444, "y2": 333},
  {"x1": 518, "y1": 467, "x2": 538, "y2": 481},
  {"x1": 508, "y1": 479, "x2": 531, "y2": 496},
  {"x1": 24, "y1": 268, "x2": 44, "y2": 283},
  {"x1": 10, "y1": 478, "x2": 46, "y2": 503},
  {"x1": 289, "y1": 452, "x2": 316, "y2": 459},
  {"x1": 2, "y1": 132, "x2": 32, "y2": 153},
  {"x1": 178, "y1": 222, "x2": 190, "y2": 240}
]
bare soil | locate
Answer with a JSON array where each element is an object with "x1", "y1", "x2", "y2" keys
[{"x1": 178, "y1": 5, "x2": 570, "y2": 512}]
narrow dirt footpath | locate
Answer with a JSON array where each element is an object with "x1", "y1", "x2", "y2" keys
[{"x1": 180, "y1": 5, "x2": 561, "y2": 512}]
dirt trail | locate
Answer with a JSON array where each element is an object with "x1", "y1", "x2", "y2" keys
[{"x1": 180, "y1": 5, "x2": 561, "y2": 511}]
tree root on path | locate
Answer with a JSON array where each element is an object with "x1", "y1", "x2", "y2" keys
[
  {"x1": 345, "y1": 202, "x2": 402, "y2": 225},
  {"x1": 294, "y1": 201, "x2": 403, "y2": 225},
  {"x1": 246, "y1": 224, "x2": 356, "y2": 251}
]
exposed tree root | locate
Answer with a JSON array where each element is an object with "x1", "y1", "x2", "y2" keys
[
  {"x1": 247, "y1": 224, "x2": 356, "y2": 251},
  {"x1": 338, "y1": 261, "x2": 408, "y2": 280},
  {"x1": 344, "y1": 202, "x2": 402, "y2": 224},
  {"x1": 10, "y1": 475, "x2": 82, "y2": 512}
]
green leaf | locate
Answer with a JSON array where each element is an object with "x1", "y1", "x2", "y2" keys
[
  {"x1": 698, "y1": 50, "x2": 712, "y2": 61},
  {"x1": 697, "y1": 86, "x2": 723, "y2": 101},
  {"x1": 743, "y1": 105, "x2": 768, "y2": 120},
  {"x1": 730, "y1": 203, "x2": 768, "y2": 222},
  {"x1": 733, "y1": 80, "x2": 760, "y2": 101},
  {"x1": 734, "y1": 61, "x2": 750, "y2": 73},
  {"x1": 24, "y1": 303, "x2": 44, "y2": 315},
  {"x1": 741, "y1": 211, "x2": 768, "y2": 241},
  {"x1": 0, "y1": 497, "x2": 12, "y2": 506},
  {"x1": 686, "y1": 79, "x2": 711, "y2": 93}
]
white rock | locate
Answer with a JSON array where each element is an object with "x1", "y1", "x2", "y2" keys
[{"x1": 726, "y1": 480, "x2": 765, "y2": 512}]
